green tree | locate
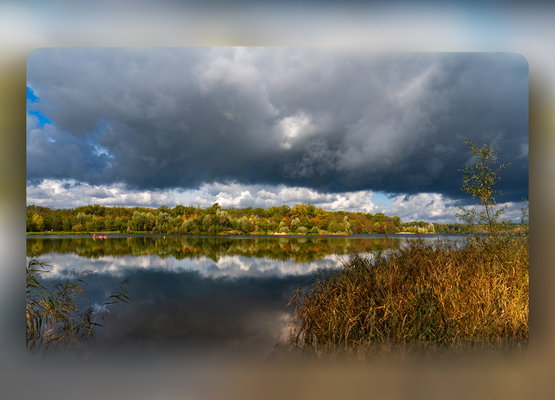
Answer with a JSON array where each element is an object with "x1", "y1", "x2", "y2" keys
[
  {"x1": 216, "y1": 209, "x2": 230, "y2": 227},
  {"x1": 391, "y1": 216, "x2": 403, "y2": 231},
  {"x1": 52, "y1": 217, "x2": 62, "y2": 231},
  {"x1": 26, "y1": 214, "x2": 36, "y2": 232},
  {"x1": 290, "y1": 217, "x2": 301, "y2": 231},
  {"x1": 373, "y1": 213, "x2": 386, "y2": 222},
  {"x1": 157, "y1": 212, "x2": 171, "y2": 233},
  {"x1": 132, "y1": 211, "x2": 146, "y2": 231},
  {"x1": 32, "y1": 213, "x2": 45, "y2": 232},
  {"x1": 456, "y1": 138, "x2": 512, "y2": 242},
  {"x1": 203, "y1": 214, "x2": 213, "y2": 232},
  {"x1": 172, "y1": 204, "x2": 186, "y2": 217},
  {"x1": 328, "y1": 220, "x2": 339, "y2": 233},
  {"x1": 342, "y1": 216, "x2": 352, "y2": 234},
  {"x1": 241, "y1": 216, "x2": 251, "y2": 233},
  {"x1": 75, "y1": 212, "x2": 87, "y2": 227}
]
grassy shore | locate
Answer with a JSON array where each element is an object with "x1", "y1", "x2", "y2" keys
[{"x1": 277, "y1": 234, "x2": 528, "y2": 358}]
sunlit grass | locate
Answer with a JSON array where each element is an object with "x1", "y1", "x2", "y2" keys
[{"x1": 278, "y1": 234, "x2": 528, "y2": 358}]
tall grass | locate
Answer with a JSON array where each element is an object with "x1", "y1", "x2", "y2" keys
[
  {"x1": 26, "y1": 251, "x2": 132, "y2": 356},
  {"x1": 279, "y1": 234, "x2": 528, "y2": 358}
]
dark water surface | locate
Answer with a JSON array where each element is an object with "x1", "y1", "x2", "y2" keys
[{"x1": 26, "y1": 234, "x2": 462, "y2": 359}]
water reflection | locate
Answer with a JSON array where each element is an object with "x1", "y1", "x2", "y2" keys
[
  {"x1": 26, "y1": 235, "x2": 463, "y2": 358},
  {"x1": 27, "y1": 234, "x2": 460, "y2": 262},
  {"x1": 25, "y1": 252, "x2": 354, "y2": 280}
]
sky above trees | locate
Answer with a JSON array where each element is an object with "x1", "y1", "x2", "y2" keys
[{"x1": 26, "y1": 48, "x2": 528, "y2": 223}]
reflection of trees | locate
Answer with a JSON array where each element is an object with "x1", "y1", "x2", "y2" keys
[{"x1": 27, "y1": 236, "x2": 402, "y2": 263}]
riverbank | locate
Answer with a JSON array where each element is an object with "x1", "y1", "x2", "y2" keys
[{"x1": 27, "y1": 231, "x2": 448, "y2": 238}]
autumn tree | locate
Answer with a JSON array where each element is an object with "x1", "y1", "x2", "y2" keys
[{"x1": 456, "y1": 138, "x2": 512, "y2": 242}]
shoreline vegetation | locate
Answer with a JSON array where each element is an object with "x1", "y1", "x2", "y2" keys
[{"x1": 275, "y1": 233, "x2": 528, "y2": 359}]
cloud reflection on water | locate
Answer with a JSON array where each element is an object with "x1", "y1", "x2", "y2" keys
[
  {"x1": 26, "y1": 235, "x2": 463, "y2": 358},
  {"x1": 28, "y1": 253, "x2": 347, "y2": 280}
]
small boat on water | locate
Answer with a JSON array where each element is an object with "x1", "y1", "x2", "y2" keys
[{"x1": 91, "y1": 235, "x2": 108, "y2": 240}]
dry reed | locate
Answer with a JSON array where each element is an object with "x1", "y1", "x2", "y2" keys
[
  {"x1": 26, "y1": 251, "x2": 133, "y2": 356},
  {"x1": 279, "y1": 235, "x2": 528, "y2": 358}
]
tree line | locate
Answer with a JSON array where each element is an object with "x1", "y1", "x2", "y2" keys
[
  {"x1": 27, "y1": 203, "x2": 409, "y2": 235},
  {"x1": 26, "y1": 202, "x2": 514, "y2": 235}
]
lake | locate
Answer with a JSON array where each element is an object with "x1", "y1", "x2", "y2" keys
[{"x1": 26, "y1": 234, "x2": 463, "y2": 359}]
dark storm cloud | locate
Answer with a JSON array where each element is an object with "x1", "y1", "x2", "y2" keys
[{"x1": 26, "y1": 48, "x2": 528, "y2": 202}]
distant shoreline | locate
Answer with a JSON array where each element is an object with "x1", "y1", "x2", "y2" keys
[{"x1": 27, "y1": 232, "x2": 460, "y2": 239}]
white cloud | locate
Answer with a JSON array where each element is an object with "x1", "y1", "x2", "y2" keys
[
  {"x1": 388, "y1": 193, "x2": 459, "y2": 223},
  {"x1": 387, "y1": 192, "x2": 525, "y2": 224},
  {"x1": 179, "y1": 182, "x2": 379, "y2": 213},
  {"x1": 274, "y1": 111, "x2": 316, "y2": 150},
  {"x1": 27, "y1": 179, "x2": 526, "y2": 224},
  {"x1": 27, "y1": 179, "x2": 179, "y2": 208}
]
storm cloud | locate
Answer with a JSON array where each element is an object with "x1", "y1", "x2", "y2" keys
[{"x1": 26, "y1": 48, "x2": 528, "y2": 209}]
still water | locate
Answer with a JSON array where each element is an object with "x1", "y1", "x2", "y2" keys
[{"x1": 26, "y1": 234, "x2": 462, "y2": 358}]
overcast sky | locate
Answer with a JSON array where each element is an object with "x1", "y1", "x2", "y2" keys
[{"x1": 26, "y1": 48, "x2": 528, "y2": 223}]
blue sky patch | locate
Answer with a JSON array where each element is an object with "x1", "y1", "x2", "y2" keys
[
  {"x1": 26, "y1": 86, "x2": 38, "y2": 102},
  {"x1": 28, "y1": 109, "x2": 52, "y2": 127},
  {"x1": 27, "y1": 86, "x2": 52, "y2": 126}
]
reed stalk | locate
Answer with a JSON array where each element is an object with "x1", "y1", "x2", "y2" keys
[
  {"x1": 279, "y1": 235, "x2": 528, "y2": 358},
  {"x1": 26, "y1": 251, "x2": 132, "y2": 356}
]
